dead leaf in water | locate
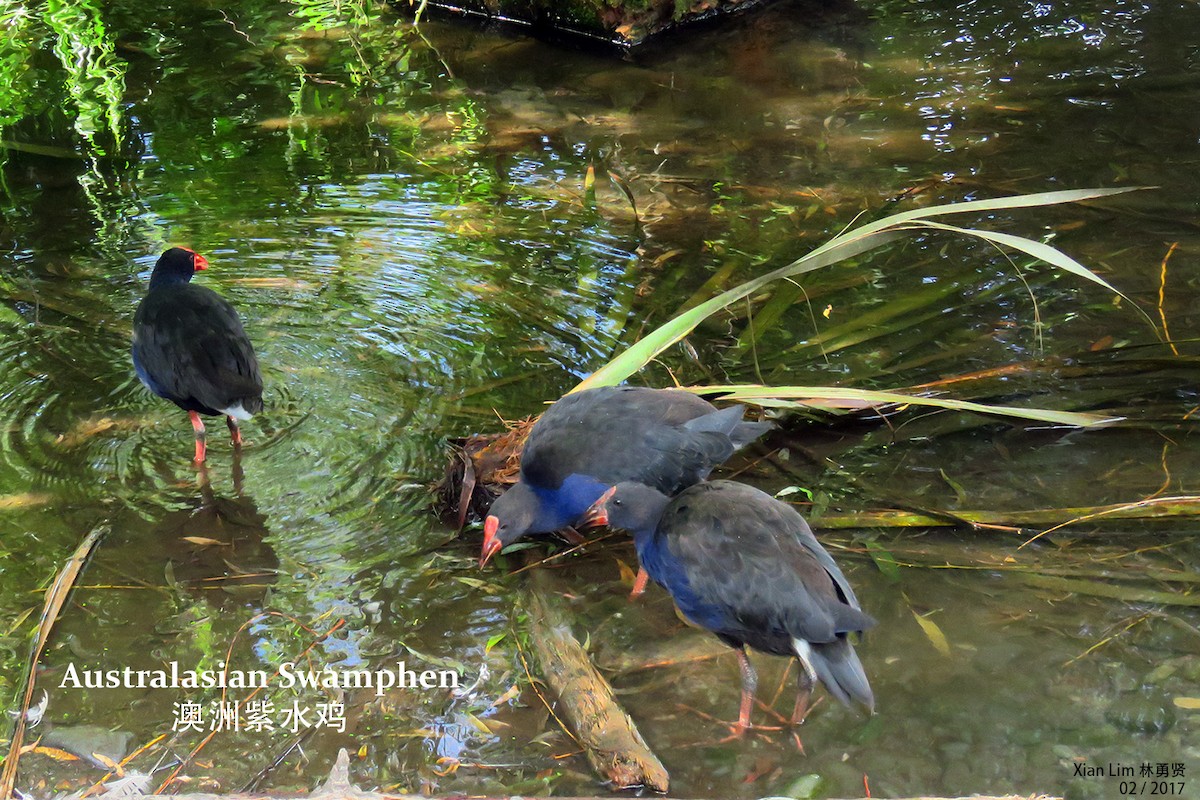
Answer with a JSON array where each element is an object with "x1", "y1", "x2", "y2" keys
[
  {"x1": 910, "y1": 609, "x2": 952, "y2": 657},
  {"x1": 229, "y1": 277, "x2": 314, "y2": 291},
  {"x1": 0, "y1": 492, "x2": 51, "y2": 510},
  {"x1": 489, "y1": 684, "x2": 521, "y2": 709},
  {"x1": 90, "y1": 752, "x2": 124, "y2": 776},
  {"x1": 181, "y1": 536, "x2": 229, "y2": 548},
  {"x1": 55, "y1": 417, "x2": 142, "y2": 448},
  {"x1": 614, "y1": 557, "x2": 637, "y2": 586},
  {"x1": 26, "y1": 746, "x2": 79, "y2": 763}
]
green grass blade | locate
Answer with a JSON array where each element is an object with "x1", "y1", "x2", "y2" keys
[
  {"x1": 907, "y1": 220, "x2": 1125, "y2": 297},
  {"x1": 683, "y1": 384, "x2": 1121, "y2": 427},
  {"x1": 572, "y1": 230, "x2": 904, "y2": 392},
  {"x1": 572, "y1": 188, "x2": 1149, "y2": 393},
  {"x1": 809, "y1": 186, "x2": 1147, "y2": 257}
]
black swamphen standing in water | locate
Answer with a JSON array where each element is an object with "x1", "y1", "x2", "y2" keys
[
  {"x1": 478, "y1": 386, "x2": 772, "y2": 578},
  {"x1": 582, "y1": 479, "x2": 874, "y2": 744},
  {"x1": 133, "y1": 248, "x2": 263, "y2": 463}
]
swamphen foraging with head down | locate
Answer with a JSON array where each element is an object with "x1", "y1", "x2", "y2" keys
[
  {"x1": 479, "y1": 386, "x2": 772, "y2": 570},
  {"x1": 581, "y1": 479, "x2": 874, "y2": 742},
  {"x1": 133, "y1": 247, "x2": 263, "y2": 463}
]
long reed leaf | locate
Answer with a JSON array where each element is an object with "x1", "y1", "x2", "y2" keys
[
  {"x1": 572, "y1": 230, "x2": 904, "y2": 391},
  {"x1": 906, "y1": 220, "x2": 1125, "y2": 297},
  {"x1": 573, "y1": 188, "x2": 1148, "y2": 394},
  {"x1": 684, "y1": 384, "x2": 1119, "y2": 427}
]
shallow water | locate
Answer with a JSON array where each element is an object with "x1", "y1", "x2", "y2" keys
[{"x1": 0, "y1": 0, "x2": 1198, "y2": 797}]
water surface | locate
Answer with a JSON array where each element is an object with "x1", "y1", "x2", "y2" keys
[{"x1": 0, "y1": 0, "x2": 1197, "y2": 797}]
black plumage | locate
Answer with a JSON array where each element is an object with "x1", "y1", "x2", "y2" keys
[
  {"x1": 479, "y1": 386, "x2": 772, "y2": 567},
  {"x1": 132, "y1": 248, "x2": 262, "y2": 462},
  {"x1": 583, "y1": 479, "x2": 874, "y2": 739}
]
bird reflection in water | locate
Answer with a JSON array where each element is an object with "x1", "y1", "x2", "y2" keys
[{"x1": 155, "y1": 454, "x2": 278, "y2": 608}]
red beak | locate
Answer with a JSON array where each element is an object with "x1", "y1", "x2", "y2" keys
[
  {"x1": 579, "y1": 487, "x2": 616, "y2": 529},
  {"x1": 192, "y1": 252, "x2": 209, "y2": 271},
  {"x1": 479, "y1": 516, "x2": 502, "y2": 568}
]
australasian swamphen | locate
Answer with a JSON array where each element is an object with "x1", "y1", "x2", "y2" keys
[
  {"x1": 479, "y1": 386, "x2": 772, "y2": 569},
  {"x1": 133, "y1": 247, "x2": 263, "y2": 463},
  {"x1": 581, "y1": 479, "x2": 874, "y2": 740}
]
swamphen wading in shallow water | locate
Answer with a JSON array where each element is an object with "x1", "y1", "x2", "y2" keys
[
  {"x1": 478, "y1": 386, "x2": 772, "y2": 574},
  {"x1": 581, "y1": 479, "x2": 874, "y2": 743},
  {"x1": 133, "y1": 248, "x2": 263, "y2": 463}
]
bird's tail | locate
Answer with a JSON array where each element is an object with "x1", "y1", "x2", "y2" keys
[
  {"x1": 730, "y1": 419, "x2": 773, "y2": 449},
  {"x1": 222, "y1": 394, "x2": 263, "y2": 419},
  {"x1": 682, "y1": 405, "x2": 773, "y2": 449},
  {"x1": 807, "y1": 636, "x2": 874, "y2": 713}
]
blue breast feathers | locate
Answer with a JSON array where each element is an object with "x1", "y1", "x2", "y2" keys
[
  {"x1": 634, "y1": 529, "x2": 732, "y2": 633},
  {"x1": 132, "y1": 349, "x2": 167, "y2": 399},
  {"x1": 529, "y1": 473, "x2": 611, "y2": 530}
]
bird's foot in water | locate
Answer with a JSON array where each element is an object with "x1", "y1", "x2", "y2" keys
[
  {"x1": 755, "y1": 697, "x2": 806, "y2": 752},
  {"x1": 676, "y1": 704, "x2": 782, "y2": 747},
  {"x1": 790, "y1": 692, "x2": 823, "y2": 727}
]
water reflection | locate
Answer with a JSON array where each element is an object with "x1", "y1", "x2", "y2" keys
[
  {"x1": 0, "y1": 0, "x2": 1198, "y2": 796},
  {"x1": 153, "y1": 463, "x2": 280, "y2": 608}
]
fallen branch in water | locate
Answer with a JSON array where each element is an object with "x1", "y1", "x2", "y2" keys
[{"x1": 519, "y1": 567, "x2": 669, "y2": 792}]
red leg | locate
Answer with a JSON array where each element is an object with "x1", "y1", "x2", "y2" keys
[
  {"x1": 734, "y1": 647, "x2": 757, "y2": 735},
  {"x1": 628, "y1": 567, "x2": 650, "y2": 601},
  {"x1": 705, "y1": 648, "x2": 759, "y2": 744},
  {"x1": 792, "y1": 659, "x2": 816, "y2": 725},
  {"x1": 226, "y1": 415, "x2": 243, "y2": 447},
  {"x1": 189, "y1": 411, "x2": 206, "y2": 463}
]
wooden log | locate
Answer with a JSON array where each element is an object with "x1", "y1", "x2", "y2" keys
[{"x1": 521, "y1": 568, "x2": 670, "y2": 792}]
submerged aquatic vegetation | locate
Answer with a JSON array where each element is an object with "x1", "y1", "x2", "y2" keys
[{"x1": 574, "y1": 187, "x2": 1143, "y2": 426}]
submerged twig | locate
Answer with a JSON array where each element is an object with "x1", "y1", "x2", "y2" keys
[{"x1": 1158, "y1": 242, "x2": 1180, "y2": 356}]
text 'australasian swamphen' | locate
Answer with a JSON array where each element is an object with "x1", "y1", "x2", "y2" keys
[
  {"x1": 581, "y1": 479, "x2": 874, "y2": 741},
  {"x1": 479, "y1": 386, "x2": 772, "y2": 568},
  {"x1": 133, "y1": 247, "x2": 263, "y2": 463}
]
